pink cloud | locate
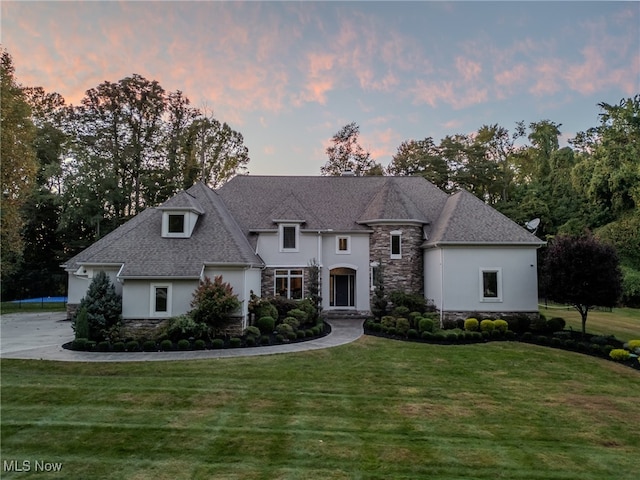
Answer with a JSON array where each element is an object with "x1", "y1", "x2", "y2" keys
[{"x1": 455, "y1": 57, "x2": 482, "y2": 82}]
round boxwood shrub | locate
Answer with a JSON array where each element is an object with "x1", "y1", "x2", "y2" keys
[
  {"x1": 160, "y1": 339, "x2": 173, "y2": 351},
  {"x1": 297, "y1": 330, "x2": 306, "y2": 339},
  {"x1": 142, "y1": 340, "x2": 157, "y2": 352},
  {"x1": 421, "y1": 331, "x2": 434, "y2": 341},
  {"x1": 609, "y1": 349, "x2": 630, "y2": 361},
  {"x1": 546, "y1": 317, "x2": 566, "y2": 332},
  {"x1": 445, "y1": 331, "x2": 459, "y2": 342},
  {"x1": 72, "y1": 338, "x2": 89, "y2": 351},
  {"x1": 418, "y1": 317, "x2": 435, "y2": 333},
  {"x1": 386, "y1": 327, "x2": 397, "y2": 336},
  {"x1": 256, "y1": 316, "x2": 276, "y2": 335},
  {"x1": 113, "y1": 341, "x2": 126, "y2": 352},
  {"x1": 229, "y1": 337, "x2": 242, "y2": 348},
  {"x1": 381, "y1": 316, "x2": 396, "y2": 329},
  {"x1": 177, "y1": 339, "x2": 190, "y2": 351},
  {"x1": 305, "y1": 329, "x2": 314, "y2": 338},
  {"x1": 287, "y1": 308, "x2": 308, "y2": 324},
  {"x1": 287, "y1": 331, "x2": 297, "y2": 341},
  {"x1": 392, "y1": 305, "x2": 410, "y2": 318},
  {"x1": 212, "y1": 338, "x2": 225, "y2": 349},
  {"x1": 283, "y1": 316, "x2": 300, "y2": 330},
  {"x1": 564, "y1": 339, "x2": 577, "y2": 350},
  {"x1": 550, "y1": 337, "x2": 563, "y2": 348},
  {"x1": 275, "y1": 334, "x2": 285, "y2": 343},
  {"x1": 480, "y1": 319, "x2": 495, "y2": 333},
  {"x1": 245, "y1": 336, "x2": 256, "y2": 347},
  {"x1": 244, "y1": 326, "x2": 261, "y2": 338},
  {"x1": 395, "y1": 318, "x2": 410, "y2": 336},
  {"x1": 464, "y1": 318, "x2": 479, "y2": 331},
  {"x1": 276, "y1": 323, "x2": 294, "y2": 336},
  {"x1": 194, "y1": 339, "x2": 206, "y2": 350},
  {"x1": 627, "y1": 339, "x2": 640, "y2": 353},
  {"x1": 126, "y1": 340, "x2": 140, "y2": 352},
  {"x1": 260, "y1": 335, "x2": 271, "y2": 345},
  {"x1": 96, "y1": 341, "x2": 110, "y2": 352},
  {"x1": 520, "y1": 332, "x2": 533, "y2": 342},
  {"x1": 407, "y1": 328, "x2": 419, "y2": 339},
  {"x1": 493, "y1": 319, "x2": 508, "y2": 333}
]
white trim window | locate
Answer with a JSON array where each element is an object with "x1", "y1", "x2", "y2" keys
[
  {"x1": 151, "y1": 283, "x2": 172, "y2": 317},
  {"x1": 279, "y1": 224, "x2": 299, "y2": 252},
  {"x1": 390, "y1": 230, "x2": 402, "y2": 259},
  {"x1": 480, "y1": 268, "x2": 502, "y2": 302},
  {"x1": 336, "y1": 235, "x2": 351, "y2": 254},
  {"x1": 274, "y1": 269, "x2": 304, "y2": 299},
  {"x1": 168, "y1": 214, "x2": 185, "y2": 234}
]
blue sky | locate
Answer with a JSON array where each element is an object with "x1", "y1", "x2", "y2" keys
[{"x1": 3, "y1": 1, "x2": 638, "y2": 175}]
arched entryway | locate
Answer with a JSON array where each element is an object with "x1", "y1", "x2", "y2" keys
[{"x1": 329, "y1": 267, "x2": 356, "y2": 307}]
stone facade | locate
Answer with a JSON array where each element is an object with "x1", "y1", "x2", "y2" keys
[
  {"x1": 369, "y1": 224, "x2": 424, "y2": 297},
  {"x1": 261, "y1": 267, "x2": 313, "y2": 300}
]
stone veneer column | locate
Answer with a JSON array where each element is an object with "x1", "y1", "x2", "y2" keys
[{"x1": 369, "y1": 225, "x2": 424, "y2": 297}]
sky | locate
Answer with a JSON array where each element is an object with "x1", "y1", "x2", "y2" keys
[{"x1": 2, "y1": 1, "x2": 639, "y2": 176}]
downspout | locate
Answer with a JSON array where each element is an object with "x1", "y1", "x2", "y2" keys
[{"x1": 440, "y1": 248, "x2": 444, "y2": 328}]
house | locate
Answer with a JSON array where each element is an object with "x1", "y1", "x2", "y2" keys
[{"x1": 63, "y1": 175, "x2": 545, "y2": 331}]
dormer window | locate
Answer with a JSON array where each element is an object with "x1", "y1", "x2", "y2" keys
[
  {"x1": 168, "y1": 214, "x2": 185, "y2": 234},
  {"x1": 162, "y1": 210, "x2": 199, "y2": 238},
  {"x1": 279, "y1": 224, "x2": 299, "y2": 252}
]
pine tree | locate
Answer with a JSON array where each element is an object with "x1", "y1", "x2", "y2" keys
[{"x1": 77, "y1": 271, "x2": 122, "y2": 341}]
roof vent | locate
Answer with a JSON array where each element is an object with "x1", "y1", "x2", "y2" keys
[{"x1": 341, "y1": 169, "x2": 356, "y2": 176}]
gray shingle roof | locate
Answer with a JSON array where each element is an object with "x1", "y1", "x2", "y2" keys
[
  {"x1": 425, "y1": 189, "x2": 544, "y2": 245},
  {"x1": 63, "y1": 182, "x2": 262, "y2": 277},
  {"x1": 64, "y1": 176, "x2": 543, "y2": 278}
]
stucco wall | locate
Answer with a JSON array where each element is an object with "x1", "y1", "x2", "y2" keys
[{"x1": 425, "y1": 245, "x2": 539, "y2": 316}]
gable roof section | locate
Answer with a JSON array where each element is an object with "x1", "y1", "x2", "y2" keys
[
  {"x1": 156, "y1": 190, "x2": 205, "y2": 214},
  {"x1": 217, "y1": 176, "x2": 449, "y2": 232},
  {"x1": 425, "y1": 190, "x2": 545, "y2": 246},
  {"x1": 63, "y1": 182, "x2": 262, "y2": 278}
]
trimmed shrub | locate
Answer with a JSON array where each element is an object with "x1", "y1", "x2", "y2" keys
[
  {"x1": 96, "y1": 341, "x2": 110, "y2": 352},
  {"x1": 305, "y1": 329, "x2": 314, "y2": 338},
  {"x1": 421, "y1": 331, "x2": 434, "y2": 341},
  {"x1": 160, "y1": 339, "x2": 173, "y2": 351},
  {"x1": 113, "y1": 341, "x2": 126, "y2": 352},
  {"x1": 245, "y1": 336, "x2": 256, "y2": 347},
  {"x1": 275, "y1": 334, "x2": 285, "y2": 343},
  {"x1": 609, "y1": 349, "x2": 631, "y2": 361},
  {"x1": 78, "y1": 271, "x2": 122, "y2": 342},
  {"x1": 625, "y1": 339, "x2": 640, "y2": 354},
  {"x1": 433, "y1": 332, "x2": 447, "y2": 342},
  {"x1": 211, "y1": 338, "x2": 225, "y2": 349},
  {"x1": 445, "y1": 332, "x2": 459, "y2": 342},
  {"x1": 177, "y1": 339, "x2": 190, "y2": 351},
  {"x1": 276, "y1": 323, "x2": 294, "y2": 336},
  {"x1": 550, "y1": 337, "x2": 563, "y2": 348},
  {"x1": 260, "y1": 335, "x2": 271, "y2": 345},
  {"x1": 72, "y1": 338, "x2": 89, "y2": 351},
  {"x1": 287, "y1": 308, "x2": 308, "y2": 324},
  {"x1": 287, "y1": 331, "x2": 297, "y2": 341},
  {"x1": 395, "y1": 318, "x2": 410, "y2": 336},
  {"x1": 126, "y1": 340, "x2": 140, "y2": 352},
  {"x1": 194, "y1": 339, "x2": 206, "y2": 350},
  {"x1": 229, "y1": 337, "x2": 242, "y2": 348},
  {"x1": 494, "y1": 319, "x2": 509, "y2": 333},
  {"x1": 166, "y1": 315, "x2": 208, "y2": 342},
  {"x1": 546, "y1": 317, "x2": 566, "y2": 332},
  {"x1": 297, "y1": 298, "x2": 318, "y2": 323},
  {"x1": 268, "y1": 296, "x2": 298, "y2": 319},
  {"x1": 418, "y1": 317, "x2": 435, "y2": 333},
  {"x1": 520, "y1": 332, "x2": 533, "y2": 342},
  {"x1": 407, "y1": 328, "x2": 419, "y2": 339},
  {"x1": 389, "y1": 291, "x2": 428, "y2": 313},
  {"x1": 244, "y1": 326, "x2": 261, "y2": 338},
  {"x1": 297, "y1": 330, "x2": 306, "y2": 339},
  {"x1": 392, "y1": 306, "x2": 411, "y2": 318},
  {"x1": 464, "y1": 318, "x2": 479, "y2": 332},
  {"x1": 252, "y1": 299, "x2": 279, "y2": 322},
  {"x1": 408, "y1": 312, "x2": 423, "y2": 327},
  {"x1": 480, "y1": 319, "x2": 495, "y2": 333},
  {"x1": 283, "y1": 316, "x2": 300, "y2": 330},
  {"x1": 256, "y1": 316, "x2": 276, "y2": 334},
  {"x1": 386, "y1": 327, "x2": 397, "y2": 336},
  {"x1": 505, "y1": 315, "x2": 531, "y2": 334},
  {"x1": 143, "y1": 340, "x2": 157, "y2": 352},
  {"x1": 381, "y1": 316, "x2": 396, "y2": 329}
]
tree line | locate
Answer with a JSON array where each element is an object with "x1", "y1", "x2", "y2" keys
[
  {"x1": 2, "y1": 47, "x2": 638, "y2": 306},
  {"x1": 1, "y1": 50, "x2": 249, "y2": 299}
]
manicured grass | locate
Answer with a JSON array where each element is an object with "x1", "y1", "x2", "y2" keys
[
  {"x1": 0, "y1": 302, "x2": 67, "y2": 315},
  {"x1": 540, "y1": 304, "x2": 640, "y2": 341},
  {"x1": 2, "y1": 337, "x2": 639, "y2": 479}
]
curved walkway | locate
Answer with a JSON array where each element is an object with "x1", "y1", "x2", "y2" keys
[{"x1": 0, "y1": 312, "x2": 364, "y2": 362}]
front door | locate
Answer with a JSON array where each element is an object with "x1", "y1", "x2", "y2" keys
[{"x1": 330, "y1": 269, "x2": 355, "y2": 307}]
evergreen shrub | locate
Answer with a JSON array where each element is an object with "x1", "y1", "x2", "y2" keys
[
  {"x1": 546, "y1": 317, "x2": 566, "y2": 332},
  {"x1": 418, "y1": 317, "x2": 435, "y2": 333},
  {"x1": 126, "y1": 340, "x2": 140, "y2": 352},
  {"x1": 245, "y1": 336, "x2": 256, "y2": 347},
  {"x1": 113, "y1": 341, "x2": 126, "y2": 352},
  {"x1": 276, "y1": 323, "x2": 294, "y2": 336},
  {"x1": 287, "y1": 331, "x2": 297, "y2": 341},
  {"x1": 160, "y1": 339, "x2": 173, "y2": 351},
  {"x1": 212, "y1": 339, "x2": 225, "y2": 349},
  {"x1": 381, "y1": 316, "x2": 396, "y2": 329},
  {"x1": 256, "y1": 316, "x2": 276, "y2": 334},
  {"x1": 407, "y1": 328, "x2": 418, "y2": 339},
  {"x1": 244, "y1": 326, "x2": 261, "y2": 338},
  {"x1": 296, "y1": 330, "x2": 306, "y2": 339},
  {"x1": 283, "y1": 316, "x2": 300, "y2": 330},
  {"x1": 177, "y1": 339, "x2": 190, "y2": 351},
  {"x1": 480, "y1": 319, "x2": 495, "y2": 333},
  {"x1": 96, "y1": 341, "x2": 110, "y2": 352},
  {"x1": 72, "y1": 338, "x2": 89, "y2": 350},
  {"x1": 194, "y1": 339, "x2": 206, "y2": 350},
  {"x1": 464, "y1": 318, "x2": 479, "y2": 331},
  {"x1": 260, "y1": 335, "x2": 271, "y2": 345},
  {"x1": 494, "y1": 319, "x2": 509, "y2": 333},
  {"x1": 74, "y1": 307, "x2": 90, "y2": 339},
  {"x1": 229, "y1": 337, "x2": 242, "y2": 348},
  {"x1": 142, "y1": 340, "x2": 157, "y2": 352},
  {"x1": 275, "y1": 334, "x2": 284, "y2": 343},
  {"x1": 287, "y1": 308, "x2": 308, "y2": 324},
  {"x1": 609, "y1": 349, "x2": 630, "y2": 361},
  {"x1": 305, "y1": 329, "x2": 314, "y2": 337},
  {"x1": 395, "y1": 318, "x2": 410, "y2": 336}
]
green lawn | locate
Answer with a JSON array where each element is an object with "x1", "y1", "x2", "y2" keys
[
  {"x1": 540, "y1": 304, "x2": 640, "y2": 341},
  {"x1": 0, "y1": 302, "x2": 67, "y2": 315},
  {"x1": 2, "y1": 337, "x2": 639, "y2": 479}
]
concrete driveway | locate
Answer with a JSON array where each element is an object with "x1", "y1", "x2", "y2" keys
[{"x1": 0, "y1": 312, "x2": 363, "y2": 362}]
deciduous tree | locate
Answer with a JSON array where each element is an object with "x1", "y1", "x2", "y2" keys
[
  {"x1": 541, "y1": 234, "x2": 623, "y2": 335},
  {"x1": 321, "y1": 122, "x2": 380, "y2": 176}
]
